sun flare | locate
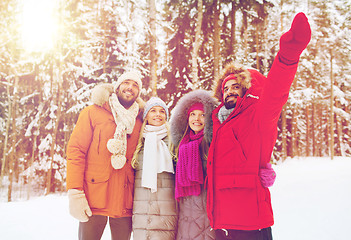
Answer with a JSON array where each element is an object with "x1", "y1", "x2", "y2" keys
[{"x1": 20, "y1": 0, "x2": 59, "y2": 52}]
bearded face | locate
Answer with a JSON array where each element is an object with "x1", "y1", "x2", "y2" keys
[
  {"x1": 222, "y1": 79, "x2": 244, "y2": 109},
  {"x1": 116, "y1": 80, "x2": 139, "y2": 109}
]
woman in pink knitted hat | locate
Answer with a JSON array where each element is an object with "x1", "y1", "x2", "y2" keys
[{"x1": 170, "y1": 90, "x2": 218, "y2": 240}]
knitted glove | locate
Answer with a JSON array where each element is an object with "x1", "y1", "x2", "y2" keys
[
  {"x1": 259, "y1": 163, "x2": 276, "y2": 188},
  {"x1": 278, "y1": 12, "x2": 311, "y2": 65},
  {"x1": 68, "y1": 189, "x2": 92, "y2": 222}
]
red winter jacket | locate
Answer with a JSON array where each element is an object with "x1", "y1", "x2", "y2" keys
[{"x1": 206, "y1": 57, "x2": 298, "y2": 230}]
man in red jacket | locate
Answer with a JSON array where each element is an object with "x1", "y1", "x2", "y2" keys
[{"x1": 206, "y1": 13, "x2": 311, "y2": 240}]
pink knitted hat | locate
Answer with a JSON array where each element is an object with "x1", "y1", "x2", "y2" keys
[{"x1": 187, "y1": 102, "x2": 204, "y2": 117}]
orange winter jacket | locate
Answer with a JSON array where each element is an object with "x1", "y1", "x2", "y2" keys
[{"x1": 66, "y1": 83, "x2": 143, "y2": 218}]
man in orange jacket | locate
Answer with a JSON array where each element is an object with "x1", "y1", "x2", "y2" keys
[
  {"x1": 206, "y1": 13, "x2": 311, "y2": 240},
  {"x1": 66, "y1": 71, "x2": 144, "y2": 240}
]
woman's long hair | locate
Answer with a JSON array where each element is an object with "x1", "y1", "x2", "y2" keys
[{"x1": 131, "y1": 120, "x2": 147, "y2": 169}]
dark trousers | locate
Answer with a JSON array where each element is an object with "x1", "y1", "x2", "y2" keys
[
  {"x1": 215, "y1": 227, "x2": 273, "y2": 240},
  {"x1": 78, "y1": 215, "x2": 132, "y2": 240}
]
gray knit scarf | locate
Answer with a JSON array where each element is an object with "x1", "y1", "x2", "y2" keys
[{"x1": 218, "y1": 105, "x2": 234, "y2": 123}]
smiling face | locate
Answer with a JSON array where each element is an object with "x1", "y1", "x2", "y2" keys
[
  {"x1": 145, "y1": 106, "x2": 167, "y2": 126},
  {"x1": 116, "y1": 80, "x2": 140, "y2": 109},
  {"x1": 188, "y1": 109, "x2": 205, "y2": 134},
  {"x1": 223, "y1": 79, "x2": 244, "y2": 109}
]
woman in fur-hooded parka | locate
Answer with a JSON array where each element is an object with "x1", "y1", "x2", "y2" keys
[
  {"x1": 170, "y1": 90, "x2": 218, "y2": 240},
  {"x1": 66, "y1": 83, "x2": 143, "y2": 218}
]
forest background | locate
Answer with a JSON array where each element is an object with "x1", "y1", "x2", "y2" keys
[{"x1": 0, "y1": 0, "x2": 350, "y2": 202}]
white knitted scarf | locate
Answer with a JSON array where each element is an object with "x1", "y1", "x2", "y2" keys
[
  {"x1": 142, "y1": 124, "x2": 174, "y2": 193},
  {"x1": 107, "y1": 93, "x2": 139, "y2": 169}
]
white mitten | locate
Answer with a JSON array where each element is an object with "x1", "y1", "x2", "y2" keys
[{"x1": 68, "y1": 189, "x2": 92, "y2": 222}]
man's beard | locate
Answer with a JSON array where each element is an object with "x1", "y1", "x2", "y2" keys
[
  {"x1": 117, "y1": 93, "x2": 137, "y2": 109},
  {"x1": 224, "y1": 94, "x2": 238, "y2": 109},
  {"x1": 118, "y1": 97, "x2": 134, "y2": 109}
]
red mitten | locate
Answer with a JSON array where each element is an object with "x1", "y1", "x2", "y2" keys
[{"x1": 279, "y1": 12, "x2": 311, "y2": 65}]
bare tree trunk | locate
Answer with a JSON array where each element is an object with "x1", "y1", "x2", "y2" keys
[
  {"x1": 229, "y1": 2, "x2": 236, "y2": 57},
  {"x1": 102, "y1": 1, "x2": 107, "y2": 74},
  {"x1": 318, "y1": 104, "x2": 325, "y2": 157},
  {"x1": 335, "y1": 102, "x2": 345, "y2": 156},
  {"x1": 255, "y1": 29, "x2": 260, "y2": 70},
  {"x1": 7, "y1": 74, "x2": 19, "y2": 202},
  {"x1": 28, "y1": 103, "x2": 42, "y2": 199},
  {"x1": 291, "y1": 108, "x2": 297, "y2": 157},
  {"x1": 46, "y1": 90, "x2": 62, "y2": 195},
  {"x1": 329, "y1": 51, "x2": 334, "y2": 160},
  {"x1": 262, "y1": 15, "x2": 268, "y2": 74},
  {"x1": 27, "y1": 133, "x2": 37, "y2": 199},
  {"x1": 0, "y1": 78, "x2": 12, "y2": 185},
  {"x1": 213, "y1": 0, "x2": 220, "y2": 81},
  {"x1": 191, "y1": 0, "x2": 203, "y2": 88},
  {"x1": 46, "y1": 46, "x2": 64, "y2": 195},
  {"x1": 46, "y1": 51, "x2": 63, "y2": 194},
  {"x1": 149, "y1": 0, "x2": 157, "y2": 96},
  {"x1": 305, "y1": 105, "x2": 310, "y2": 156},
  {"x1": 46, "y1": 4, "x2": 64, "y2": 194},
  {"x1": 291, "y1": 77, "x2": 298, "y2": 157},
  {"x1": 312, "y1": 101, "x2": 316, "y2": 156},
  {"x1": 242, "y1": 10, "x2": 248, "y2": 59}
]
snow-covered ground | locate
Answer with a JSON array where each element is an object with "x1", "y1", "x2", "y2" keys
[{"x1": 0, "y1": 157, "x2": 350, "y2": 240}]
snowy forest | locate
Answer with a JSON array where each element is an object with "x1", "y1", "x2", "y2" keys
[{"x1": 0, "y1": 0, "x2": 350, "y2": 202}]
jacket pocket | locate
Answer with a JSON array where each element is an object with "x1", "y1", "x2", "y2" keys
[
  {"x1": 84, "y1": 170, "x2": 110, "y2": 209},
  {"x1": 215, "y1": 174, "x2": 259, "y2": 226}
]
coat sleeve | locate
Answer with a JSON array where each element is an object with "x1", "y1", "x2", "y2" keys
[
  {"x1": 258, "y1": 55, "x2": 298, "y2": 129},
  {"x1": 256, "y1": 56, "x2": 299, "y2": 166},
  {"x1": 66, "y1": 107, "x2": 94, "y2": 190}
]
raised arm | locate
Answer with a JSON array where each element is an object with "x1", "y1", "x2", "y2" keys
[{"x1": 259, "y1": 12, "x2": 311, "y2": 127}]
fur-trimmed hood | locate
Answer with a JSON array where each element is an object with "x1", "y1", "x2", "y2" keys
[
  {"x1": 90, "y1": 83, "x2": 144, "y2": 109},
  {"x1": 212, "y1": 62, "x2": 266, "y2": 102},
  {"x1": 170, "y1": 89, "x2": 218, "y2": 146}
]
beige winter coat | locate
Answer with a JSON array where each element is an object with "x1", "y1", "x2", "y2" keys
[{"x1": 132, "y1": 137, "x2": 178, "y2": 240}]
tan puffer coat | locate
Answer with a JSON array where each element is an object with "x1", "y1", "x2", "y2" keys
[{"x1": 132, "y1": 137, "x2": 178, "y2": 240}]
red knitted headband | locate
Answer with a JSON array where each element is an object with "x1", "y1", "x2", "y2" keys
[{"x1": 221, "y1": 74, "x2": 237, "y2": 93}]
